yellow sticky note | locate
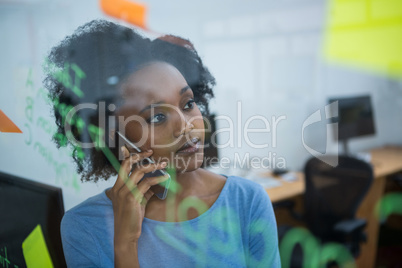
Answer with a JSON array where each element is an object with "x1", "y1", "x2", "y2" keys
[
  {"x1": 324, "y1": 0, "x2": 402, "y2": 77},
  {"x1": 22, "y1": 225, "x2": 54, "y2": 268}
]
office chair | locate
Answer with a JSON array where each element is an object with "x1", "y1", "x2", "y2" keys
[
  {"x1": 391, "y1": 172, "x2": 402, "y2": 188},
  {"x1": 276, "y1": 155, "x2": 374, "y2": 267}
]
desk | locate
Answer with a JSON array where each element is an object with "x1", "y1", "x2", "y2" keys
[{"x1": 266, "y1": 146, "x2": 402, "y2": 268}]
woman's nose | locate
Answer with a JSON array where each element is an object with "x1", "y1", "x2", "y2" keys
[{"x1": 173, "y1": 117, "x2": 194, "y2": 138}]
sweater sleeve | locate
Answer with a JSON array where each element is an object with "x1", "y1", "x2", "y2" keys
[
  {"x1": 60, "y1": 211, "x2": 101, "y2": 268},
  {"x1": 246, "y1": 185, "x2": 281, "y2": 267}
]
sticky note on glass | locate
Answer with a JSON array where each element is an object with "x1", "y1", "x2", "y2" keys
[
  {"x1": 22, "y1": 225, "x2": 54, "y2": 268},
  {"x1": 100, "y1": 0, "x2": 147, "y2": 29},
  {"x1": 0, "y1": 109, "x2": 22, "y2": 133},
  {"x1": 324, "y1": 0, "x2": 402, "y2": 77}
]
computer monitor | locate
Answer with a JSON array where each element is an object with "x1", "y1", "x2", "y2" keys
[
  {"x1": 0, "y1": 171, "x2": 66, "y2": 268},
  {"x1": 328, "y1": 95, "x2": 376, "y2": 154}
]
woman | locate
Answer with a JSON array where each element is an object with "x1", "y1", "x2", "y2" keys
[{"x1": 45, "y1": 20, "x2": 280, "y2": 267}]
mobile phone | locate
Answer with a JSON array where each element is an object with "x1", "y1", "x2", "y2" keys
[{"x1": 116, "y1": 131, "x2": 171, "y2": 200}]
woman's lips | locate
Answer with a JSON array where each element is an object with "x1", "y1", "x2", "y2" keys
[{"x1": 177, "y1": 139, "x2": 200, "y2": 153}]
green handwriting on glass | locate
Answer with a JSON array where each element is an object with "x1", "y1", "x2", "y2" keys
[
  {"x1": 375, "y1": 192, "x2": 402, "y2": 221},
  {"x1": 0, "y1": 246, "x2": 19, "y2": 268},
  {"x1": 24, "y1": 65, "x2": 86, "y2": 192},
  {"x1": 280, "y1": 227, "x2": 355, "y2": 268},
  {"x1": 44, "y1": 60, "x2": 86, "y2": 98}
]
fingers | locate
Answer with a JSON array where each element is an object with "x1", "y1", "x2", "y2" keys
[
  {"x1": 139, "y1": 189, "x2": 155, "y2": 206},
  {"x1": 144, "y1": 190, "x2": 154, "y2": 202},
  {"x1": 124, "y1": 149, "x2": 154, "y2": 177},
  {"x1": 113, "y1": 174, "x2": 168, "y2": 207},
  {"x1": 113, "y1": 146, "x2": 153, "y2": 190},
  {"x1": 129, "y1": 161, "x2": 168, "y2": 185},
  {"x1": 135, "y1": 174, "x2": 170, "y2": 198},
  {"x1": 111, "y1": 146, "x2": 170, "y2": 206},
  {"x1": 136, "y1": 175, "x2": 170, "y2": 206}
]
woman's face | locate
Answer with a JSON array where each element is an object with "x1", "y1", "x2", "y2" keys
[{"x1": 116, "y1": 61, "x2": 205, "y2": 173}]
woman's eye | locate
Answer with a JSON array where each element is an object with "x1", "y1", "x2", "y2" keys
[
  {"x1": 148, "y1": 113, "x2": 166, "y2": 124},
  {"x1": 184, "y1": 99, "x2": 195, "y2": 110}
]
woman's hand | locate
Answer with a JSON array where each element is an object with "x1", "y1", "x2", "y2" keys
[{"x1": 107, "y1": 146, "x2": 168, "y2": 266}]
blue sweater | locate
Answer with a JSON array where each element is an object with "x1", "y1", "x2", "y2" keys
[{"x1": 60, "y1": 176, "x2": 281, "y2": 267}]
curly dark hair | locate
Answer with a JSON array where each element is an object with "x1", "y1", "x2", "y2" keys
[{"x1": 43, "y1": 19, "x2": 215, "y2": 182}]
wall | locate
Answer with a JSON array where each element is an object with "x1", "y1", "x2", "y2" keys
[{"x1": 0, "y1": 0, "x2": 401, "y2": 211}]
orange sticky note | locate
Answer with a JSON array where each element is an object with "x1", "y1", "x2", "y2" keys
[
  {"x1": 100, "y1": 0, "x2": 147, "y2": 29},
  {"x1": 0, "y1": 109, "x2": 22, "y2": 133}
]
